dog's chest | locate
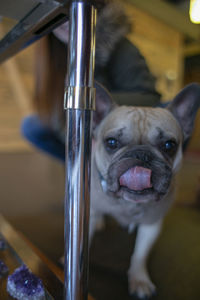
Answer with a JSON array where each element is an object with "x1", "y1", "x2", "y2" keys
[
  {"x1": 91, "y1": 183, "x2": 174, "y2": 227},
  {"x1": 106, "y1": 201, "x2": 146, "y2": 227},
  {"x1": 91, "y1": 188, "x2": 148, "y2": 226}
]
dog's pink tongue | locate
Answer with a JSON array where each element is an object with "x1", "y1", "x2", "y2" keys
[{"x1": 119, "y1": 166, "x2": 152, "y2": 191}]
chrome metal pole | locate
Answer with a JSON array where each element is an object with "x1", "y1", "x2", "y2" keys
[{"x1": 64, "y1": 1, "x2": 96, "y2": 300}]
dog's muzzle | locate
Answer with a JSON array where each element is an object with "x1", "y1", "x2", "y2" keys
[{"x1": 106, "y1": 146, "x2": 172, "y2": 202}]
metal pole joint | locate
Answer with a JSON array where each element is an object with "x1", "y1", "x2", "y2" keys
[{"x1": 64, "y1": 86, "x2": 96, "y2": 110}]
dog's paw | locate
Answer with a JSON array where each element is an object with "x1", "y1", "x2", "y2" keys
[{"x1": 128, "y1": 269, "x2": 156, "y2": 299}]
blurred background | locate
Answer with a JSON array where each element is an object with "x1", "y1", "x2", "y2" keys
[
  {"x1": 0, "y1": 0, "x2": 199, "y2": 217},
  {"x1": 0, "y1": 1, "x2": 200, "y2": 299}
]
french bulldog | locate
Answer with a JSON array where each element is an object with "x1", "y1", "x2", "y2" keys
[{"x1": 90, "y1": 83, "x2": 200, "y2": 298}]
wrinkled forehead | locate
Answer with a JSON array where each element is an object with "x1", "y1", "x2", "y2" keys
[{"x1": 100, "y1": 106, "x2": 182, "y2": 142}]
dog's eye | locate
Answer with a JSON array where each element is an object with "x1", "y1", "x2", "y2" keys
[
  {"x1": 162, "y1": 140, "x2": 177, "y2": 155},
  {"x1": 105, "y1": 137, "x2": 119, "y2": 150}
]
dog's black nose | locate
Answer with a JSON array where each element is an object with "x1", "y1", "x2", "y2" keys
[{"x1": 133, "y1": 149, "x2": 154, "y2": 165}]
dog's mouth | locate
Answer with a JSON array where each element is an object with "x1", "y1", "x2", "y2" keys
[
  {"x1": 119, "y1": 166, "x2": 152, "y2": 192},
  {"x1": 117, "y1": 165, "x2": 155, "y2": 202},
  {"x1": 106, "y1": 153, "x2": 172, "y2": 203}
]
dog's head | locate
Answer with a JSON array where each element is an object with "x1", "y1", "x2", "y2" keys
[{"x1": 93, "y1": 83, "x2": 200, "y2": 204}]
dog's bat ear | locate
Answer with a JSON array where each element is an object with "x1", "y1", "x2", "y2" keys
[
  {"x1": 93, "y1": 81, "x2": 116, "y2": 129},
  {"x1": 168, "y1": 83, "x2": 200, "y2": 140}
]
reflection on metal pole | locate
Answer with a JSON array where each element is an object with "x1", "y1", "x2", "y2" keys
[{"x1": 64, "y1": 1, "x2": 96, "y2": 300}]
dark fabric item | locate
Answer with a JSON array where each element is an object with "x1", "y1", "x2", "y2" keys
[
  {"x1": 108, "y1": 38, "x2": 158, "y2": 94},
  {"x1": 95, "y1": 37, "x2": 161, "y2": 105},
  {"x1": 21, "y1": 115, "x2": 65, "y2": 162},
  {"x1": 112, "y1": 91, "x2": 161, "y2": 107}
]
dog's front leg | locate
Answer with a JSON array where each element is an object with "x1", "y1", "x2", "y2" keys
[{"x1": 128, "y1": 220, "x2": 162, "y2": 299}]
